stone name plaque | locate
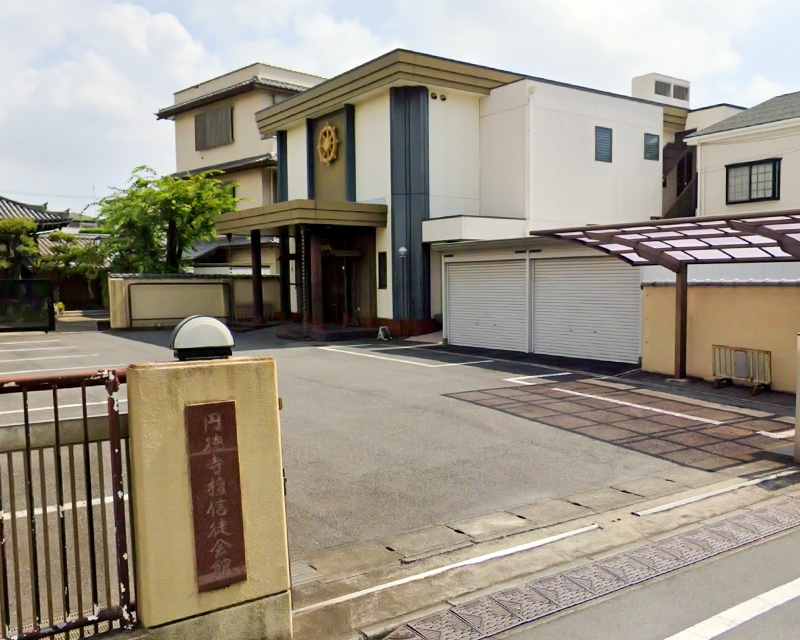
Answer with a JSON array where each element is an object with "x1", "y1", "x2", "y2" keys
[{"x1": 185, "y1": 401, "x2": 247, "y2": 592}]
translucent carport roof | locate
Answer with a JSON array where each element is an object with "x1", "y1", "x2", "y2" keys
[{"x1": 533, "y1": 211, "x2": 800, "y2": 272}]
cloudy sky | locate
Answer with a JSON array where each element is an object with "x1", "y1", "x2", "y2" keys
[{"x1": 1, "y1": 0, "x2": 798, "y2": 214}]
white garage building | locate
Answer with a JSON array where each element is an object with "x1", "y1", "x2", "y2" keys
[{"x1": 437, "y1": 241, "x2": 642, "y2": 364}]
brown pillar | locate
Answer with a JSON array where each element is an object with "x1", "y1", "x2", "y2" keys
[
  {"x1": 278, "y1": 227, "x2": 290, "y2": 319},
  {"x1": 674, "y1": 264, "x2": 688, "y2": 380},
  {"x1": 310, "y1": 232, "x2": 324, "y2": 328},
  {"x1": 251, "y1": 230, "x2": 264, "y2": 325}
]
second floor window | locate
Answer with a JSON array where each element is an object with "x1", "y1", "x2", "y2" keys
[
  {"x1": 595, "y1": 126, "x2": 613, "y2": 163},
  {"x1": 644, "y1": 133, "x2": 660, "y2": 161},
  {"x1": 195, "y1": 105, "x2": 234, "y2": 151},
  {"x1": 726, "y1": 159, "x2": 781, "y2": 204}
]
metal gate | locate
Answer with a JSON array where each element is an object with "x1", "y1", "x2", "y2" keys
[
  {"x1": 0, "y1": 281, "x2": 55, "y2": 334},
  {"x1": 0, "y1": 369, "x2": 135, "y2": 639}
]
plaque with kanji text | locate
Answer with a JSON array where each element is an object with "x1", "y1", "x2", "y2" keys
[{"x1": 185, "y1": 401, "x2": 247, "y2": 592}]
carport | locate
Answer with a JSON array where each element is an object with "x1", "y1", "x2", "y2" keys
[{"x1": 533, "y1": 211, "x2": 800, "y2": 380}]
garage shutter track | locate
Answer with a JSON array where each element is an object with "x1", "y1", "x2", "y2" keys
[
  {"x1": 447, "y1": 261, "x2": 528, "y2": 352},
  {"x1": 533, "y1": 258, "x2": 641, "y2": 364}
]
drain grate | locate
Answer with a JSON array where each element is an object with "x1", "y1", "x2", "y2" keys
[{"x1": 384, "y1": 497, "x2": 800, "y2": 640}]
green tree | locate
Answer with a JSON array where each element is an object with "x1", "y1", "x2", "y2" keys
[
  {"x1": 37, "y1": 231, "x2": 107, "y2": 301},
  {"x1": 98, "y1": 166, "x2": 239, "y2": 274},
  {"x1": 0, "y1": 218, "x2": 39, "y2": 278}
]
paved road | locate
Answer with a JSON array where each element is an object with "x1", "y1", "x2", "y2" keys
[{"x1": 501, "y1": 526, "x2": 800, "y2": 640}]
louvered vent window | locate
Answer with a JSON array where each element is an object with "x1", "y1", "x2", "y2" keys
[
  {"x1": 595, "y1": 126, "x2": 613, "y2": 163},
  {"x1": 195, "y1": 105, "x2": 234, "y2": 151},
  {"x1": 655, "y1": 80, "x2": 671, "y2": 96},
  {"x1": 673, "y1": 85, "x2": 690, "y2": 101},
  {"x1": 644, "y1": 133, "x2": 660, "y2": 161}
]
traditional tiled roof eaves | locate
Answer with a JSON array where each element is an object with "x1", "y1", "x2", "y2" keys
[
  {"x1": 170, "y1": 153, "x2": 277, "y2": 179},
  {"x1": 0, "y1": 195, "x2": 70, "y2": 226}
]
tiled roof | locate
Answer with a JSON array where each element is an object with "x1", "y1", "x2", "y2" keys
[
  {"x1": 171, "y1": 153, "x2": 276, "y2": 178},
  {"x1": 0, "y1": 195, "x2": 70, "y2": 226},
  {"x1": 186, "y1": 235, "x2": 278, "y2": 261},
  {"x1": 689, "y1": 91, "x2": 800, "y2": 138},
  {"x1": 36, "y1": 232, "x2": 106, "y2": 257}
]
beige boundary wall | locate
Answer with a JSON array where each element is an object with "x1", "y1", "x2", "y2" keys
[
  {"x1": 109, "y1": 275, "x2": 281, "y2": 329},
  {"x1": 127, "y1": 357, "x2": 291, "y2": 639},
  {"x1": 642, "y1": 284, "x2": 800, "y2": 392}
]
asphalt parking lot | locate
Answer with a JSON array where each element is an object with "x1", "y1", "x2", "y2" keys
[{"x1": 0, "y1": 327, "x2": 794, "y2": 561}]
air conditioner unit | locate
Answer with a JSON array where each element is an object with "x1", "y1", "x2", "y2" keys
[{"x1": 712, "y1": 345, "x2": 771, "y2": 395}]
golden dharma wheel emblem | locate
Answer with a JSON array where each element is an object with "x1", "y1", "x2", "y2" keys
[{"x1": 317, "y1": 122, "x2": 339, "y2": 166}]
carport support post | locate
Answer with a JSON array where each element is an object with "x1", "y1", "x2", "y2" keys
[
  {"x1": 310, "y1": 231, "x2": 324, "y2": 328},
  {"x1": 674, "y1": 264, "x2": 688, "y2": 380},
  {"x1": 251, "y1": 230, "x2": 264, "y2": 325}
]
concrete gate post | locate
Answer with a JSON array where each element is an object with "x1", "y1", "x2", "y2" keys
[{"x1": 127, "y1": 357, "x2": 292, "y2": 640}]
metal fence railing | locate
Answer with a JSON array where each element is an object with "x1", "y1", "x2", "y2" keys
[{"x1": 0, "y1": 370, "x2": 135, "y2": 639}]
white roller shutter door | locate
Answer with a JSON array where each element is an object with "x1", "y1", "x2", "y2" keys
[
  {"x1": 446, "y1": 261, "x2": 528, "y2": 352},
  {"x1": 533, "y1": 258, "x2": 641, "y2": 363}
]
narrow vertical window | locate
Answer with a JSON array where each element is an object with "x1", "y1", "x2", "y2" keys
[
  {"x1": 378, "y1": 252, "x2": 388, "y2": 289},
  {"x1": 644, "y1": 133, "x2": 660, "y2": 161},
  {"x1": 595, "y1": 126, "x2": 613, "y2": 163}
]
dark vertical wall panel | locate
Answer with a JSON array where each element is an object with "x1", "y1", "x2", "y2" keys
[
  {"x1": 312, "y1": 111, "x2": 348, "y2": 202},
  {"x1": 345, "y1": 104, "x2": 357, "y2": 202},
  {"x1": 306, "y1": 119, "x2": 316, "y2": 200},
  {"x1": 390, "y1": 86, "x2": 430, "y2": 320},
  {"x1": 276, "y1": 131, "x2": 288, "y2": 202}
]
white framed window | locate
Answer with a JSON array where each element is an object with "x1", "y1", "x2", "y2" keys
[
  {"x1": 654, "y1": 80, "x2": 671, "y2": 97},
  {"x1": 673, "y1": 85, "x2": 690, "y2": 101},
  {"x1": 726, "y1": 159, "x2": 781, "y2": 204}
]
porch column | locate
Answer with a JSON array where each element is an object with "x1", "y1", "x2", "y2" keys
[
  {"x1": 310, "y1": 231, "x2": 324, "y2": 327},
  {"x1": 674, "y1": 264, "x2": 688, "y2": 379},
  {"x1": 278, "y1": 228, "x2": 290, "y2": 319},
  {"x1": 251, "y1": 230, "x2": 264, "y2": 325}
]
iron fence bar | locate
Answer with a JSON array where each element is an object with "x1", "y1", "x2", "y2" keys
[
  {"x1": 7, "y1": 452, "x2": 23, "y2": 634},
  {"x1": 51, "y1": 386, "x2": 71, "y2": 620},
  {"x1": 80, "y1": 384, "x2": 99, "y2": 635},
  {"x1": 36, "y1": 448, "x2": 53, "y2": 627},
  {"x1": 106, "y1": 372, "x2": 131, "y2": 628},
  {"x1": 95, "y1": 442, "x2": 112, "y2": 610},
  {"x1": 21, "y1": 388, "x2": 42, "y2": 630},
  {"x1": 0, "y1": 370, "x2": 127, "y2": 395},
  {"x1": 0, "y1": 450, "x2": 11, "y2": 636},
  {"x1": 123, "y1": 438, "x2": 136, "y2": 613},
  {"x1": 67, "y1": 444, "x2": 84, "y2": 629}
]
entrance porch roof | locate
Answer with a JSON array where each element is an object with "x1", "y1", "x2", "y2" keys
[{"x1": 215, "y1": 199, "x2": 387, "y2": 235}]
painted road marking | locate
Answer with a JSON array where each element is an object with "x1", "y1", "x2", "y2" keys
[
  {"x1": 0, "y1": 353, "x2": 99, "y2": 364},
  {"x1": 0, "y1": 340, "x2": 61, "y2": 346},
  {"x1": 318, "y1": 346, "x2": 492, "y2": 368},
  {"x1": 0, "y1": 399, "x2": 127, "y2": 417},
  {"x1": 664, "y1": 575, "x2": 800, "y2": 639},
  {"x1": 0, "y1": 364, "x2": 127, "y2": 376},
  {"x1": 369, "y1": 343, "x2": 443, "y2": 351},
  {"x1": 553, "y1": 388, "x2": 723, "y2": 425},
  {"x1": 292, "y1": 524, "x2": 599, "y2": 615},
  {"x1": 2, "y1": 494, "x2": 129, "y2": 521},
  {"x1": 504, "y1": 373, "x2": 572, "y2": 385},
  {"x1": 0, "y1": 346, "x2": 75, "y2": 353},
  {"x1": 757, "y1": 428, "x2": 795, "y2": 439}
]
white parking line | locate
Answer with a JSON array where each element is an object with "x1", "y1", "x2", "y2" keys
[
  {"x1": 757, "y1": 429, "x2": 795, "y2": 439},
  {"x1": 552, "y1": 388, "x2": 723, "y2": 425},
  {"x1": 2, "y1": 494, "x2": 129, "y2": 521},
  {"x1": 504, "y1": 373, "x2": 572, "y2": 385},
  {"x1": 0, "y1": 340, "x2": 61, "y2": 346},
  {"x1": 318, "y1": 346, "x2": 492, "y2": 368},
  {"x1": 0, "y1": 353, "x2": 98, "y2": 364},
  {"x1": 0, "y1": 364, "x2": 127, "y2": 376},
  {"x1": 0, "y1": 346, "x2": 75, "y2": 353},
  {"x1": 0, "y1": 399, "x2": 127, "y2": 417},
  {"x1": 663, "y1": 576, "x2": 800, "y2": 639},
  {"x1": 369, "y1": 343, "x2": 443, "y2": 351}
]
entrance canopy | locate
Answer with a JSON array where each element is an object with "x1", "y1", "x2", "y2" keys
[
  {"x1": 532, "y1": 211, "x2": 800, "y2": 380},
  {"x1": 533, "y1": 211, "x2": 800, "y2": 273}
]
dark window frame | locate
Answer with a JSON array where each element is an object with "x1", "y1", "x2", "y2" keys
[
  {"x1": 725, "y1": 158, "x2": 781, "y2": 205},
  {"x1": 377, "y1": 251, "x2": 388, "y2": 289},
  {"x1": 595, "y1": 126, "x2": 613, "y2": 163},
  {"x1": 644, "y1": 133, "x2": 660, "y2": 161},
  {"x1": 194, "y1": 104, "x2": 234, "y2": 151}
]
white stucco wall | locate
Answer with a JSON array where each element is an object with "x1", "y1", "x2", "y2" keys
[
  {"x1": 693, "y1": 122, "x2": 800, "y2": 217},
  {"x1": 354, "y1": 93, "x2": 393, "y2": 319},
  {"x1": 175, "y1": 92, "x2": 277, "y2": 173},
  {"x1": 479, "y1": 80, "x2": 529, "y2": 219},
  {"x1": 231, "y1": 168, "x2": 266, "y2": 208},
  {"x1": 286, "y1": 124, "x2": 308, "y2": 200},
  {"x1": 429, "y1": 88, "x2": 481, "y2": 218},
  {"x1": 527, "y1": 82, "x2": 663, "y2": 230},
  {"x1": 686, "y1": 105, "x2": 746, "y2": 133}
]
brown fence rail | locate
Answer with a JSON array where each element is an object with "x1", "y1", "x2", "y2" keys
[{"x1": 0, "y1": 370, "x2": 135, "y2": 639}]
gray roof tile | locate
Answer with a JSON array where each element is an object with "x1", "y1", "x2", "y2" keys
[
  {"x1": 0, "y1": 195, "x2": 70, "y2": 226},
  {"x1": 689, "y1": 91, "x2": 800, "y2": 138}
]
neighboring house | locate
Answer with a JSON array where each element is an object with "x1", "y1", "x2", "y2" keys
[
  {"x1": 0, "y1": 194, "x2": 70, "y2": 278},
  {"x1": 157, "y1": 63, "x2": 325, "y2": 208},
  {"x1": 213, "y1": 49, "x2": 739, "y2": 363},
  {"x1": 187, "y1": 235, "x2": 279, "y2": 276},
  {"x1": 36, "y1": 230, "x2": 107, "y2": 309}
]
